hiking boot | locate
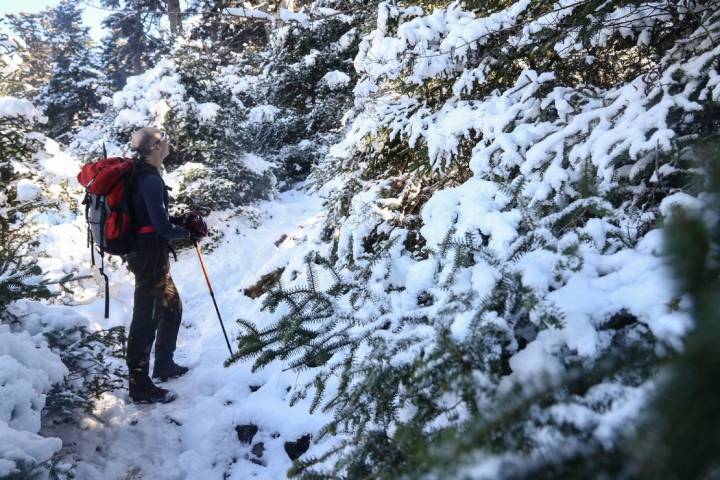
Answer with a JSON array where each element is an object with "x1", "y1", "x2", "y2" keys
[
  {"x1": 152, "y1": 360, "x2": 189, "y2": 382},
  {"x1": 129, "y1": 373, "x2": 177, "y2": 404}
]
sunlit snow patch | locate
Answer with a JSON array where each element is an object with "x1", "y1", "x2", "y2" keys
[
  {"x1": 321, "y1": 70, "x2": 351, "y2": 89},
  {"x1": 242, "y1": 153, "x2": 275, "y2": 174}
]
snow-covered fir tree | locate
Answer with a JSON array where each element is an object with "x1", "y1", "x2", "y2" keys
[
  {"x1": 1, "y1": 10, "x2": 54, "y2": 98},
  {"x1": 639, "y1": 140, "x2": 720, "y2": 480},
  {"x1": 36, "y1": 0, "x2": 103, "y2": 140},
  {"x1": 100, "y1": 0, "x2": 168, "y2": 90},
  {"x1": 0, "y1": 33, "x2": 27, "y2": 97},
  {"x1": 227, "y1": 0, "x2": 720, "y2": 477},
  {"x1": 0, "y1": 98, "x2": 53, "y2": 309},
  {"x1": 185, "y1": 0, "x2": 267, "y2": 52}
]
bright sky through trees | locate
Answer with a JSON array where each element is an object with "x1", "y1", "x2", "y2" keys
[
  {"x1": 1, "y1": 0, "x2": 190, "y2": 40},
  {"x1": 2, "y1": 1, "x2": 107, "y2": 40}
]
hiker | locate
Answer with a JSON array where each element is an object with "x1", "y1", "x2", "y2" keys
[{"x1": 125, "y1": 127, "x2": 207, "y2": 404}]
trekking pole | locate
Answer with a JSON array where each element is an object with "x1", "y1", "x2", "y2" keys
[{"x1": 194, "y1": 240, "x2": 234, "y2": 356}]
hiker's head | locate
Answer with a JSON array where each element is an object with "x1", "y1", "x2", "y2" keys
[{"x1": 130, "y1": 127, "x2": 170, "y2": 166}]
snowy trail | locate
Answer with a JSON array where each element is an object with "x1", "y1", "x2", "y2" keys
[{"x1": 46, "y1": 189, "x2": 330, "y2": 480}]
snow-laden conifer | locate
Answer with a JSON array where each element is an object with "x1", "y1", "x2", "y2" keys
[
  {"x1": 100, "y1": 0, "x2": 168, "y2": 90},
  {"x1": 35, "y1": 0, "x2": 104, "y2": 140},
  {"x1": 1, "y1": 11, "x2": 53, "y2": 98},
  {"x1": 230, "y1": 0, "x2": 720, "y2": 476}
]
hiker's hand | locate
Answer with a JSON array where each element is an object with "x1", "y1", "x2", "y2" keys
[
  {"x1": 171, "y1": 212, "x2": 193, "y2": 226},
  {"x1": 184, "y1": 211, "x2": 208, "y2": 239},
  {"x1": 172, "y1": 210, "x2": 208, "y2": 239}
]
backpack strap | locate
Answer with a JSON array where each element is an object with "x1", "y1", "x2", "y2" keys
[
  {"x1": 89, "y1": 231, "x2": 96, "y2": 267},
  {"x1": 97, "y1": 196, "x2": 110, "y2": 319},
  {"x1": 82, "y1": 193, "x2": 96, "y2": 267},
  {"x1": 98, "y1": 249, "x2": 110, "y2": 319}
]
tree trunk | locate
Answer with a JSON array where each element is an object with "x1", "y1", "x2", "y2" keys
[{"x1": 167, "y1": 0, "x2": 183, "y2": 37}]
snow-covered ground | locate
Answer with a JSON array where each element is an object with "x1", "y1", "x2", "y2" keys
[{"x1": 42, "y1": 188, "x2": 330, "y2": 479}]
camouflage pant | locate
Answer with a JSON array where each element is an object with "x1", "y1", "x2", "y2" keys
[{"x1": 125, "y1": 236, "x2": 182, "y2": 377}]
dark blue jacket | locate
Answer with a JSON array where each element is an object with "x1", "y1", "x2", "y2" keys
[{"x1": 131, "y1": 161, "x2": 189, "y2": 241}]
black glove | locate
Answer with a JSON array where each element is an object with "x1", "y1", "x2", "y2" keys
[{"x1": 183, "y1": 211, "x2": 208, "y2": 239}]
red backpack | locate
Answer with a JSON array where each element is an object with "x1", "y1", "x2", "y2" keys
[{"x1": 77, "y1": 155, "x2": 138, "y2": 318}]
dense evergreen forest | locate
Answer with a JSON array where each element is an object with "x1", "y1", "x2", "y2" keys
[{"x1": 1, "y1": 0, "x2": 719, "y2": 478}]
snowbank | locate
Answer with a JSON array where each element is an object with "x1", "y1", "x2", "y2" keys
[
  {"x1": 0, "y1": 96, "x2": 40, "y2": 121},
  {"x1": 321, "y1": 70, "x2": 351, "y2": 89},
  {"x1": 0, "y1": 325, "x2": 66, "y2": 476}
]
